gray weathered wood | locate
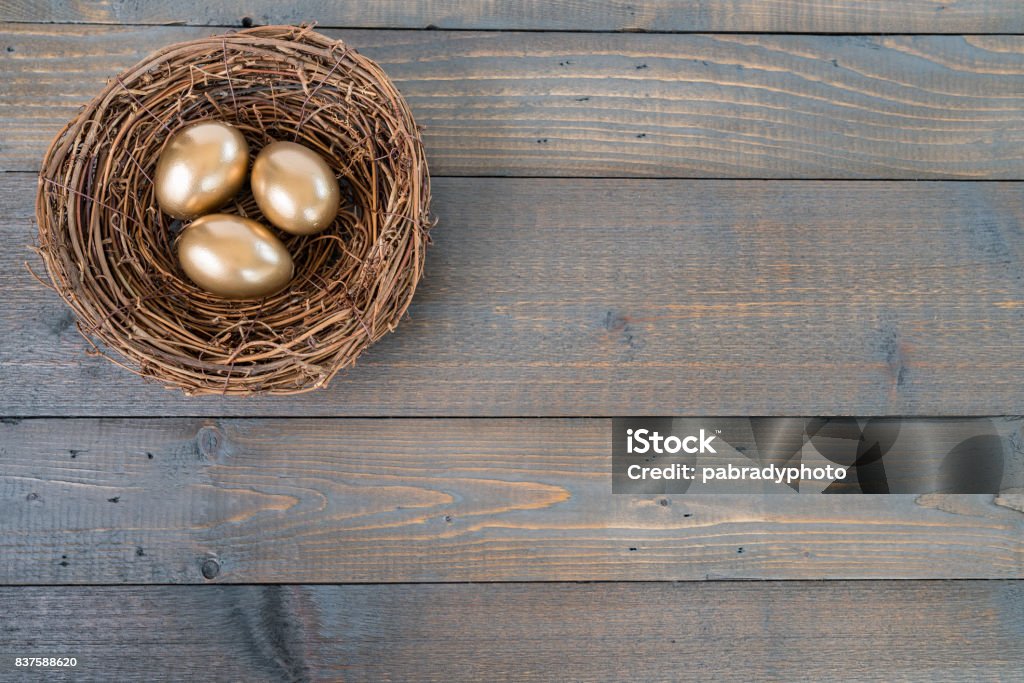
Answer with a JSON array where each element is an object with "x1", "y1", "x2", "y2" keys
[
  {"x1": 4, "y1": 175, "x2": 1024, "y2": 417},
  {"x1": 0, "y1": 582, "x2": 1022, "y2": 681},
  {"x1": 3, "y1": 25, "x2": 1024, "y2": 178},
  {"x1": 3, "y1": 0, "x2": 1023, "y2": 34},
  {"x1": 1, "y1": 417, "x2": 1022, "y2": 583}
]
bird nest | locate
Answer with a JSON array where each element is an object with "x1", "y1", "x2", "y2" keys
[{"x1": 35, "y1": 25, "x2": 432, "y2": 396}]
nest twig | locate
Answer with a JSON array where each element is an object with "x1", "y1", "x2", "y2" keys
[{"x1": 35, "y1": 25, "x2": 433, "y2": 396}]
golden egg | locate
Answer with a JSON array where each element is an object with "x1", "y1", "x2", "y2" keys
[
  {"x1": 251, "y1": 141, "x2": 340, "y2": 235},
  {"x1": 155, "y1": 121, "x2": 249, "y2": 220},
  {"x1": 177, "y1": 214, "x2": 294, "y2": 299}
]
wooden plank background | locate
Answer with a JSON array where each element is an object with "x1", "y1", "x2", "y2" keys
[
  {"x1": 4, "y1": 26, "x2": 1024, "y2": 179},
  {"x1": 3, "y1": 417, "x2": 1021, "y2": 583},
  {"x1": 1, "y1": 582, "x2": 1022, "y2": 681},
  {"x1": 2, "y1": 1, "x2": 1024, "y2": 678},
  {"x1": 4, "y1": 0, "x2": 1023, "y2": 33},
  {"x1": 4, "y1": 175, "x2": 1024, "y2": 416}
]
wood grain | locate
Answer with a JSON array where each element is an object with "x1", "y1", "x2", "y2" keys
[
  {"x1": 4, "y1": 175, "x2": 1024, "y2": 417},
  {"x1": 3, "y1": 25, "x2": 1024, "y2": 178},
  {"x1": 0, "y1": 582, "x2": 1022, "y2": 681},
  {"x1": 4, "y1": 0, "x2": 1023, "y2": 34},
  {"x1": 1, "y1": 417, "x2": 1022, "y2": 583}
]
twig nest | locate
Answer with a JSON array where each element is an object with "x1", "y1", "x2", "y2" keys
[{"x1": 35, "y1": 25, "x2": 433, "y2": 396}]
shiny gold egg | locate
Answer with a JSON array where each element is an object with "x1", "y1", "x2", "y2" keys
[
  {"x1": 251, "y1": 141, "x2": 341, "y2": 235},
  {"x1": 155, "y1": 121, "x2": 249, "y2": 220},
  {"x1": 177, "y1": 214, "x2": 294, "y2": 299}
]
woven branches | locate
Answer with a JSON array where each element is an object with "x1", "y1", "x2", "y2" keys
[{"x1": 36, "y1": 25, "x2": 432, "y2": 395}]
